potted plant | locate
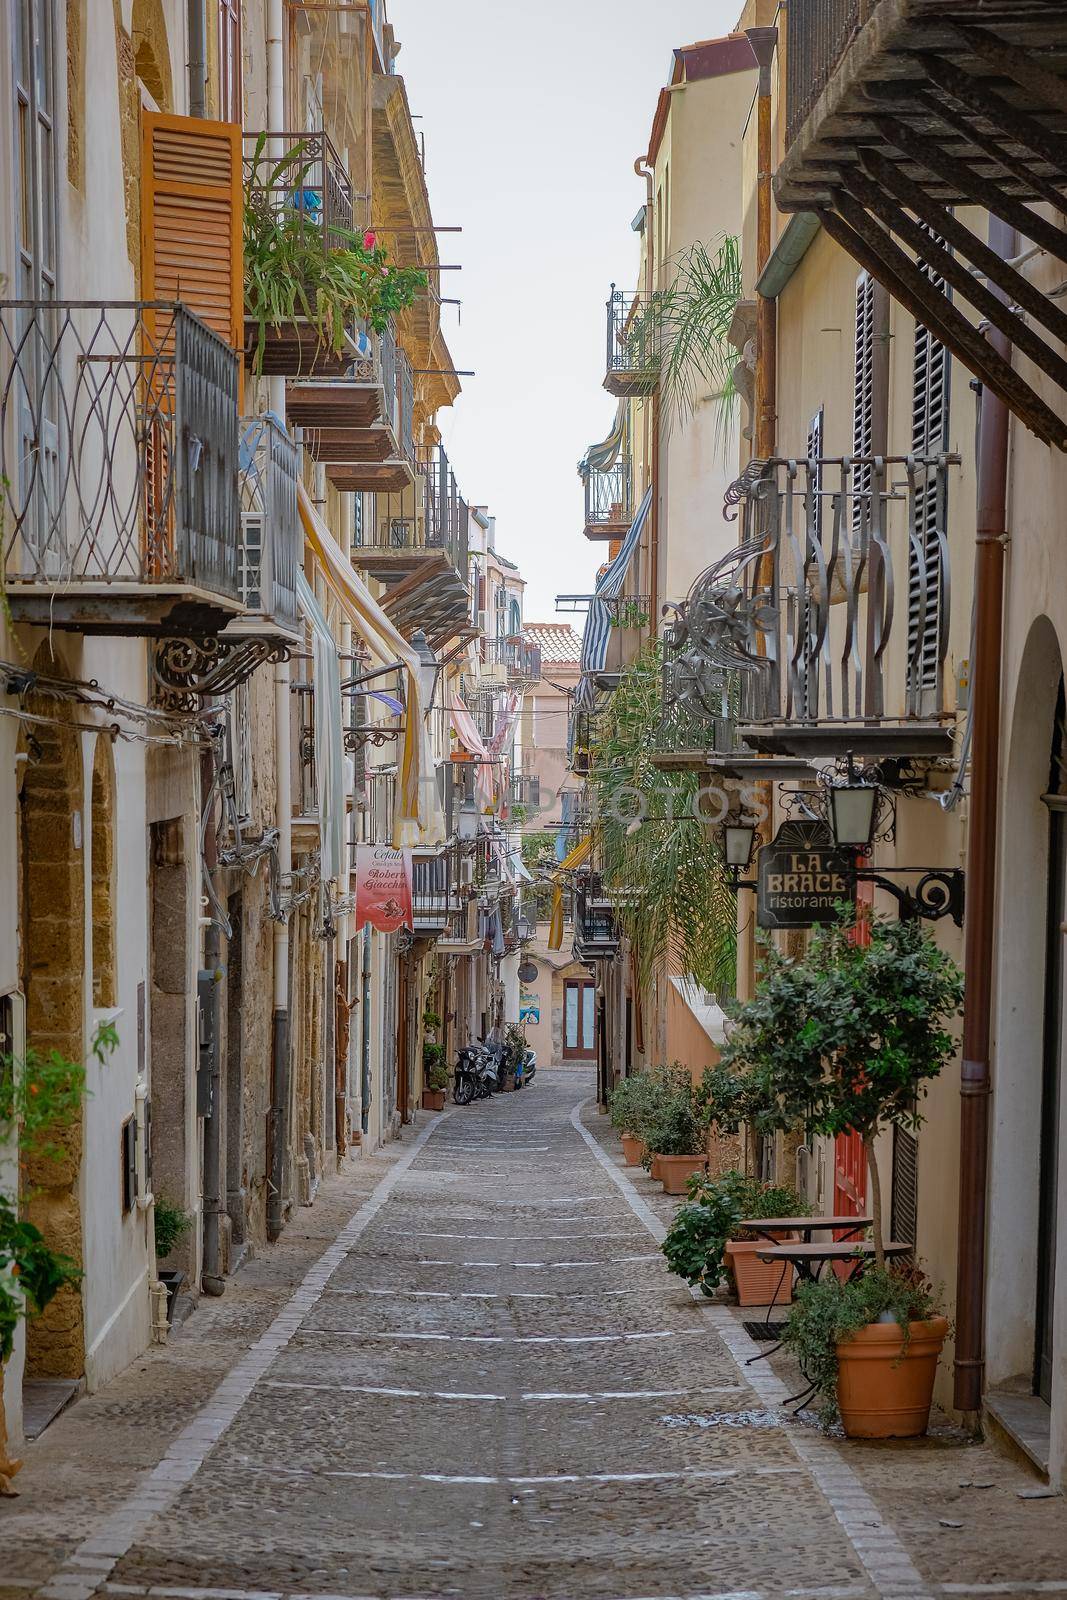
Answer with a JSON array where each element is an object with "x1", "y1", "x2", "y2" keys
[
  {"x1": 722, "y1": 915, "x2": 962, "y2": 1437},
  {"x1": 607, "y1": 1074, "x2": 653, "y2": 1166},
  {"x1": 423, "y1": 1009, "x2": 442, "y2": 1045},
  {"x1": 639, "y1": 1063, "x2": 707, "y2": 1194},
  {"x1": 503, "y1": 1023, "x2": 527, "y2": 1092},
  {"x1": 153, "y1": 1197, "x2": 193, "y2": 1323},
  {"x1": 662, "y1": 1171, "x2": 807, "y2": 1303},
  {"x1": 244, "y1": 137, "x2": 426, "y2": 374},
  {"x1": 782, "y1": 1265, "x2": 946, "y2": 1435},
  {"x1": 422, "y1": 1044, "x2": 448, "y2": 1111},
  {"x1": 0, "y1": 1022, "x2": 117, "y2": 1494}
]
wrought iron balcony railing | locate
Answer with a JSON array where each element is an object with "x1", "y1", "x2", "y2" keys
[
  {"x1": 243, "y1": 129, "x2": 354, "y2": 250},
  {"x1": 412, "y1": 846, "x2": 464, "y2": 932},
  {"x1": 482, "y1": 636, "x2": 542, "y2": 682},
  {"x1": 510, "y1": 774, "x2": 542, "y2": 811},
  {"x1": 574, "y1": 871, "x2": 621, "y2": 961},
  {"x1": 235, "y1": 414, "x2": 301, "y2": 640},
  {"x1": 583, "y1": 454, "x2": 633, "y2": 540},
  {"x1": 785, "y1": 0, "x2": 862, "y2": 149},
  {"x1": 359, "y1": 442, "x2": 469, "y2": 575},
  {"x1": 605, "y1": 287, "x2": 657, "y2": 397},
  {"x1": 0, "y1": 301, "x2": 241, "y2": 632},
  {"x1": 667, "y1": 454, "x2": 957, "y2": 760}
]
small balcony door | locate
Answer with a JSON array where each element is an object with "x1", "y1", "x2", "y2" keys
[{"x1": 563, "y1": 980, "x2": 596, "y2": 1061}]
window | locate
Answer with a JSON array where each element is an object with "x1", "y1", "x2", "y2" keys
[
  {"x1": 908, "y1": 240, "x2": 950, "y2": 707},
  {"x1": 508, "y1": 598, "x2": 521, "y2": 638},
  {"x1": 218, "y1": 0, "x2": 242, "y2": 124},
  {"x1": 14, "y1": 0, "x2": 57, "y2": 301}
]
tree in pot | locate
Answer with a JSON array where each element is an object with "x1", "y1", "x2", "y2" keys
[
  {"x1": 662, "y1": 1171, "x2": 808, "y2": 1303},
  {"x1": 721, "y1": 915, "x2": 963, "y2": 1436},
  {"x1": 422, "y1": 1042, "x2": 448, "y2": 1110}
]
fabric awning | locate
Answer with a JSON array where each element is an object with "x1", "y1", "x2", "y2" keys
[
  {"x1": 295, "y1": 570, "x2": 345, "y2": 885},
  {"x1": 579, "y1": 401, "x2": 628, "y2": 479},
  {"x1": 548, "y1": 833, "x2": 592, "y2": 951},
  {"x1": 298, "y1": 482, "x2": 444, "y2": 848},
  {"x1": 577, "y1": 483, "x2": 654, "y2": 704}
]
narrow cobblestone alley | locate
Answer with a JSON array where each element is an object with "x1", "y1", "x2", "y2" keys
[{"x1": 2, "y1": 1071, "x2": 1064, "y2": 1600}]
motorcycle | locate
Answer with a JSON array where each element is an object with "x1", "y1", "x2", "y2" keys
[
  {"x1": 452, "y1": 1044, "x2": 483, "y2": 1106},
  {"x1": 474, "y1": 1045, "x2": 499, "y2": 1099}
]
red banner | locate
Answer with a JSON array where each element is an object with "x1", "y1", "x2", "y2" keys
[{"x1": 354, "y1": 845, "x2": 413, "y2": 932}]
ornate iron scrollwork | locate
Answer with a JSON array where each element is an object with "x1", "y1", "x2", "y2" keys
[
  {"x1": 343, "y1": 725, "x2": 402, "y2": 753},
  {"x1": 154, "y1": 636, "x2": 291, "y2": 711}
]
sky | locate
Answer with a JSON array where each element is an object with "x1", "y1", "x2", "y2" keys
[{"x1": 392, "y1": 0, "x2": 741, "y2": 624}]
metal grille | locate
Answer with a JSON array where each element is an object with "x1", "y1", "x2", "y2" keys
[
  {"x1": 584, "y1": 454, "x2": 633, "y2": 531},
  {"x1": 243, "y1": 129, "x2": 354, "y2": 251},
  {"x1": 785, "y1": 0, "x2": 863, "y2": 148},
  {"x1": 852, "y1": 272, "x2": 876, "y2": 537},
  {"x1": 0, "y1": 300, "x2": 239, "y2": 596},
  {"x1": 605, "y1": 288, "x2": 657, "y2": 382}
]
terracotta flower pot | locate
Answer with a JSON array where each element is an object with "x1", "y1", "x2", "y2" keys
[
  {"x1": 421, "y1": 1088, "x2": 446, "y2": 1111},
  {"x1": 724, "y1": 1238, "x2": 794, "y2": 1306},
  {"x1": 620, "y1": 1133, "x2": 645, "y2": 1167},
  {"x1": 657, "y1": 1154, "x2": 707, "y2": 1195},
  {"x1": 649, "y1": 1153, "x2": 663, "y2": 1181},
  {"x1": 835, "y1": 1315, "x2": 949, "y2": 1439}
]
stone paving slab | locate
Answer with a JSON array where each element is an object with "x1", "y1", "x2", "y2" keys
[{"x1": 2, "y1": 1068, "x2": 1064, "y2": 1600}]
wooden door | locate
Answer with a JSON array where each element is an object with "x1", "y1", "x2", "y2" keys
[
  {"x1": 1036, "y1": 798, "x2": 1065, "y2": 1403},
  {"x1": 563, "y1": 980, "x2": 596, "y2": 1060}
]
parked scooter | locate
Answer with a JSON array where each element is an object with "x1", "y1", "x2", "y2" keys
[
  {"x1": 474, "y1": 1045, "x2": 499, "y2": 1099},
  {"x1": 452, "y1": 1044, "x2": 483, "y2": 1106}
]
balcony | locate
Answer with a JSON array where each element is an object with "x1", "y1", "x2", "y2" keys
[
  {"x1": 0, "y1": 300, "x2": 241, "y2": 636},
  {"x1": 574, "y1": 871, "x2": 621, "y2": 963},
  {"x1": 353, "y1": 443, "x2": 471, "y2": 646},
  {"x1": 482, "y1": 636, "x2": 542, "y2": 684},
  {"x1": 231, "y1": 415, "x2": 302, "y2": 645},
  {"x1": 510, "y1": 774, "x2": 542, "y2": 812},
  {"x1": 243, "y1": 129, "x2": 359, "y2": 379},
  {"x1": 412, "y1": 846, "x2": 464, "y2": 935},
  {"x1": 776, "y1": 0, "x2": 1067, "y2": 451},
  {"x1": 583, "y1": 454, "x2": 633, "y2": 542},
  {"x1": 287, "y1": 324, "x2": 415, "y2": 493},
  {"x1": 604, "y1": 288, "x2": 657, "y2": 398},
  {"x1": 672, "y1": 454, "x2": 958, "y2": 762}
]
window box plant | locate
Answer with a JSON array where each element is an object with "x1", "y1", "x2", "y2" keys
[{"x1": 720, "y1": 915, "x2": 963, "y2": 1436}]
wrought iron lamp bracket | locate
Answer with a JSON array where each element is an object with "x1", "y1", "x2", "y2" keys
[
  {"x1": 344, "y1": 725, "x2": 405, "y2": 752},
  {"x1": 852, "y1": 865, "x2": 965, "y2": 928}
]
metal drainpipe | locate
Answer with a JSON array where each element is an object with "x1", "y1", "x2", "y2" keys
[
  {"x1": 954, "y1": 216, "x2": 1016, "y2": 1415},
  {"x1": 634, "y1": 157, "x2": 657, "y2": 631},
  {"x1": 361, "y1": 930, "x2": 373, "y2": 1135},
  {"x1": 201, "y1": 914, "x2": 225, "y2": 1294},
  {"x1": 740, "y1": 26, "x2": 779, "y2": 1007},
  {"x1": 187, "y1": 1, "x2": 207, "y2": 118}
]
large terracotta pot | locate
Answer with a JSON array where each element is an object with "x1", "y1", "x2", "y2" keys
[
  {"x1": 657, "y1": 1154, "x2": 707, "y2": 1195},
  {"x1": 835, "y1": 1316, "x2": 949, "y2": 1439},
  {"x1": 649, "y1": 1152, "x2": 663, "y2": 1181},
  {"x1": 421, "y1": 1088, "x2": 446, "y2": 1111},
  {"x1": 724, "y1": 1238, "x2": 794, "y2": 1306},
  {"x1": 620, "y1": 1133, "x2": 645, "y2": 1167}
]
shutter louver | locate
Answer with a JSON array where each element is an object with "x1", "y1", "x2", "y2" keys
[
  {"x1": 891, "y1": 1125, "x2": 919, "y2": 1253},
  {"x1": 852, "y1": 272, "x2": 875, "y2": 537},
  {"x1": 908, "y1": 234, "x2": 951, "y2": 708},
  {"x1": 141, "y1": 111, "x2": 243, "y2": 354}
]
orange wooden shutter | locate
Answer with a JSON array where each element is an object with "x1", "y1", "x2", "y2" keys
[{"x1": 141, "y1": 111, "x2": 242, "y2": 352}]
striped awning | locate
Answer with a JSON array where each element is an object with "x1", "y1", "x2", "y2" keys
[{"x1": 577, "y1": 484, "x2": 653, "y2": 704}]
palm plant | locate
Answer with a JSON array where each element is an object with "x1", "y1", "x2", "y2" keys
[
  {"x1": 589, "y1": 645, "x2": 736, "y2": 998},
  {"x1": 634, "y1": 234, "x2": 742, "y2": 435}
]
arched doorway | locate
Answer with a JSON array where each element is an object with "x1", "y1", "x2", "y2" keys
[
  {"x1": 1036, "y1": 677, "x2": 1066, "y2": 1403},
  {"x1": 17, "y1": 650, "x2": 86, "y2": 1379}
]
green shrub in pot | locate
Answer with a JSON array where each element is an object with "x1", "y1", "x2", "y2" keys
[
  {"x1": 153, "y1": 1197, "x2": 193, "y2": 1263},
  {"x1": 661, "y1": 1171, "x2": 808, "y2": 1296}
]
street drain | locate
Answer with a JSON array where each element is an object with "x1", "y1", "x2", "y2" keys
[
  {"x1": 742, "y1": 1319, "x2": 789, "y2": 1341},
  {"x1": 660, "y1": 1409, "x2": 783, "y2": 1430}
]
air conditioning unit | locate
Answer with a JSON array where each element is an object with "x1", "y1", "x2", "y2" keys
[{"x1": 239, "y1": 511, "x2": 264, "y2": 612}]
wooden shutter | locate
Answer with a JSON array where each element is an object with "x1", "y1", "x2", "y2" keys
[
  {"x1": 908, "y1": 235, "x2": 951, "y2": 704},
  {"x1": 141, "y1": 110, "x2": 242, "y2": 353},
  {"x1": 852, "y1": 272, "x2": 875, "y2": 536},
  {"x1": 891, "y1": 1125, "x2": 918, "y2": 1252}
]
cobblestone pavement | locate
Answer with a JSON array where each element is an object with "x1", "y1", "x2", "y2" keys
[{"x1": 2, "y1": 1068, "x2": 1065, "y2": 1600}]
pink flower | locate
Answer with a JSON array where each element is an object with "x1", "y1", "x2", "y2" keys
[{"x1": 363, "y1": 231, "x2": 377, "y2": 251}]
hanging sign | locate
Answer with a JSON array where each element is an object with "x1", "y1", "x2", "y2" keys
[
  {"x1": 354, "y1": 845, "x2": 414, "y2": 932},
  {"x1": 756, "y1": 820, "x2": 854, "y2": 930}
]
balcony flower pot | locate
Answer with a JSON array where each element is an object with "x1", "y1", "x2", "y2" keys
[
  {"x1": 724, "y1": 1238, "x2": 794, "y2": 1306},
  {"x1": 657, "y1": 1154, "x2": 708, "y2": 1195},
  {"x1": 620, "y1": 1133, "x2": 645, "y2": 1167},
  {"x1": 835, "y1": 1316, "x2": 949, "y2": 1439},
  {"x1": 421, "y1": 1088, "x2": 446, "y2": 1112}
]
